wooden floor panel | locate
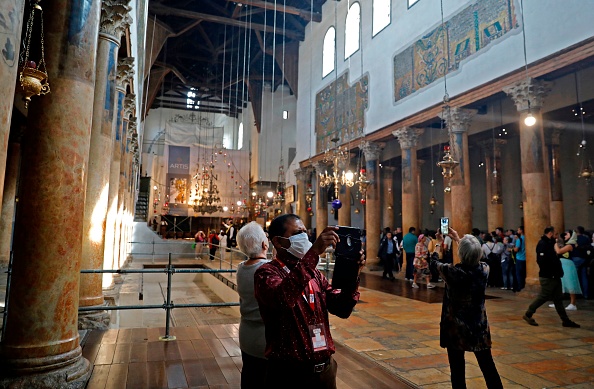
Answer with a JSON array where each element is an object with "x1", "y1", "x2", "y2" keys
[{"x1": 82, "y1": 326, "x2": 415, "y2": 389}]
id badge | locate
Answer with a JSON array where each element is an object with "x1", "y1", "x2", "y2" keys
[{"x1": 308, "y1": 324, "x2": 328, "y2": 352}]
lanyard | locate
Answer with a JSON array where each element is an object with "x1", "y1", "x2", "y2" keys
[{"x1": 276, "y1": 258, "x2": 316, "y2": 311}]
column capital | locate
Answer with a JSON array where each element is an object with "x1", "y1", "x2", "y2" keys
[
  {"x1": 361, "y1": 141, "x2": 382, "y2": 162},
  {"x1": 124, "y1": 93, "x2": 136, "y2": 119},
  {"x1": 117, "y1": 57, "x2": 135, "y2": 90},
  {"x1": 100, "y1": 0, "x2": 133, "y2": 41},
  {"x1": 392, "y1": 127, "x2": 424, "y2": 149},
  {"x1": 439, "y1": 107, "x2": 476, "y2": 133},
  {"x1": 503, "y1": 77, "x2": 553, "y2": 112},
  {"x1": 294, "y1": 168, "x2": 309, "y2": 182},
  {"x1": 312, "y1": 161, "x2": 326, "y2": 174}
]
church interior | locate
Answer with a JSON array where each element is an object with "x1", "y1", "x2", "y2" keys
[{"x1": 0, "y1": 0, "x2": 593, "y2": 387}]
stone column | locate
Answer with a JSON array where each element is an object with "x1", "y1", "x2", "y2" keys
[
  {"x1": 0, "y1": 136, "x2": 21, "y2": 266},
  {"x1": 79, "y1": 1, "x2": 131, "y2": 329},
  {"x1": 103, "y1": 58, "x2": 134, "y2": 290},
  {"x1": 338, "y1": 161, "x2": 352, "y2": 226},
  {"x1": 118, "y1": 94, "x2": 135, "y2": 269},
  {"x1": 0, "y1": 0, "x2": 101, "y2": 386},
  {"x1": 547, "y1": 125, "x2": 564, "y2": 232},
  {"x1": 480, "y1": 140, "x2": 505, "y2": 232},
  {"x1": 440, "y1": 108, "x2": 476, "y2": 236},
  {"x1": 393, "y1": 127, "x2": 423, "y2": 235},
  {"x1": 381, "y1": 166, "x2": 396, "y2": 230},
  {"x1": 504, "y1": 77, "x2": 553, "y2": 286},
  {"x1": 0, "y1": 1, "x2": 25, "y2": 208},
  {"x1": 313, "y1": 162, "x2": 329, "y2": 234},
  {"x1": 361, "y1": 141, "x2": 382, "y2": 267},
  {"x1": 417, "y1": 160, "x2": 425, "y2": 230}
]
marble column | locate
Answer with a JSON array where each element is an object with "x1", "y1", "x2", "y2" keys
[
  {"x1": 79, "y1": 1, "x2": 131, "y2": 329},
  {"x1": 481, "y1": 140, "x2": 505, "y2": 232},
  {"x1": 361, "y1": 141, "x2": 382, "y2": 268},
  {"x1": 0, "y1": 1, "x2": 25, "y2": 209},
  {"x1": 547, "y1": 125, "x2": 564, "y2": 232},
  {"x1": 417, "y1": 160, "x2": 425, "y2": 230},
  {"x1": 118, "y1": 94, "x2": 136, "y2": 269},
  {"x1": 440, "y1": 108, "x2": 476, "y2": 236},
  {"x1": 393, "y1": 127, "x2": 423, "y2": 234},
  {"x1": 103, "y1": 58, "x2": 134, "y2": 290},
  {"x1": 313, "y1": 162, "x2": 329, "y2": 235},
  {"x1": 338, "y1": 161, "x2": 352, "y2": 226},
  {"x1": 0, "y1": 0, "x2": 101, "y2": 386},
  {"x1": 382, "y1": 166, "x2": 396, "y2": 231},
  {"x1": 0, "y1": 137, "x2": 21, "y2": 266},
  {"x1": 504, "y1": 77, "x2": 553, "y2": 286}
]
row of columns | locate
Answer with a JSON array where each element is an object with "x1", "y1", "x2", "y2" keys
[
  {"x1": 0, "y1": 0, "x2": 140, "y2": 387},
  {"x1": 296, "y1": 78, "x2": 556, "y2": 284}
]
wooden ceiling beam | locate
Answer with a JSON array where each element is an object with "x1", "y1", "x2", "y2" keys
[
  {"x1": 150, "y1": 4, "x2": 305, "y2": 41},
  {"x1": 225, "y1": 0, "x2": 321, "y2": 22}
]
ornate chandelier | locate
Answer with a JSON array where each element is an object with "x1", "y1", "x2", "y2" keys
[
  {"x1": 192, "y1": 158, "x2": 223, "y2": 215},
  {"x1": 274, "y1": 158, "x2": 286, "y2": 206},
  {"x1": 318, "y1": 137, "x2": 355, "y2": 209},
  {"x1": 437, "y1": 144, "x2": 459, "y2": 192}
]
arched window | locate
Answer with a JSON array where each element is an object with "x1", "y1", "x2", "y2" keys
[
  {"x1": 345, "y1": 3, "x2": 360, "y2": 59},
  {"x1": 238, "y1": 122, "x2": 244, "y2": 150},
  {"x1": 322, "y1": 27, "x2": 335, "y2": 78},
  {"x1": 373, "y1": 0, "x2": 391, "y2": 36}
]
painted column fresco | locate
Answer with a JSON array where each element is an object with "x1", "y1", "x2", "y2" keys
[
  {"x1": 0, "y1": 0, "x2": 101, "y2": 387},
  {"x1": 392, "y1": 127, "x2": 423, "y2": 235},
  {"x1": 441, "y1": 108, "x2": 476, "y2": 236},
  {"x1": 79, "y1": 0, "x2": 131, "y2": 330},
  {"x1": 313, "y1": 162, "x2": 329, "y2": 235},
  {"x1": 0, "y1": 136, "x2": 21, "y2": 266},
  {"x1": 382, "y1": 166, "x2": 396, "y2": 232},
  {"x1": 295, "y1": 168, "x2": 311, "y2": 226},
  {"x1": 0, "y1": 0, "x2": 24, "y2": 208},
  {"x1": 481, "y1": 140, "x2": 505, "y2": 232},
  {"x1": 338, "y1": 160, "x2": 352, "y2": 227},
  {"x1": 361, "y1": 141, "x2": 382, "y2": 268},
  {"x1": 103, "y1": 58, "x2": 134, "y2": 290},
  {"x1": 315, "y1": 72, "x2": 369, "y2": 154},
  {"x1": 547, "y1": 125, "x2": 565, "y2": 233},
  {"x1": 503, "y1": 77, "x2": 553, "y2": 287},
  {"x1": 394, "y1": 0, "x2": 518, "y2": 103}
]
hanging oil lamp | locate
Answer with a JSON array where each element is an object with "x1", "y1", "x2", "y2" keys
[
  {"x1": 437, "y1": 145, "x2": 459, "y2": 192},
  {"x1": 19, "y1": 0, "x2": 50, "y2": 108}
]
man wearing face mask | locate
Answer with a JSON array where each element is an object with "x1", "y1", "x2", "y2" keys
[{"x1": 254, "y1": 214, "x2": 365, "y2": 389}]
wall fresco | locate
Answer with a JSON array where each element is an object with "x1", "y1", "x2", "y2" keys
[
  {"x1": 315, "y1": 71, "x2": 369, "y2": 154},
  {"x1": 394, "y1": 0, "x2": 517, "y2": 102}
]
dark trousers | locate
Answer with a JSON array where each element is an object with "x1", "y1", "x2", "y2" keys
[
  {"x1": 241, "y1": 351, "x2": 267, "y2": 389},
  {"x1": 382, "y1": 253, "x2": 396, "y2": 278},
  {"x1": 264, "y1": 357, "x2": 337, "y2": 389},
  {"x1": 209, "y1": 247, "x2": 217, "y2": 260},
  {"x1": 515, "y1": 260, "x2": 526, "y2": 290},
  {"x1": 405, "y1": 252, "x2": 415, "y2": 279},
  {"x1": 526, "y1": 277, "x2": 570, "y2": 322},
  {"x1": 501, "y1": 259, "x2": 514, "y2": 289},
  {"x1": 572, "y1": 257, "x2": 589, "y2": 298},
  {"x1": 447, "y1": 348, "x2": 503, "y2": 389}
]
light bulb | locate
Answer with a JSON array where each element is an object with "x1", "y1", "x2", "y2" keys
[
  {"x1": 344, "y1": 170, "x2": 354, "y2": 181},
  {"x1": 267, "y1": 191, "x2": 274, "y2": 198},
  {"x1": 237, "y1": 200, "x2": 242, "y2": 206},
  {"x1": 524, "y1": 112, "x2": 536, "y2": 127},
  {"x1": 223, "y1": 206, "x2": 229, "y2": 212},
  {"x1": 251, "y1": 191, "x2": 257, "y2": 197}
]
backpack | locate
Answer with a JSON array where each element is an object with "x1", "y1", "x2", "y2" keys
[
  {"x1": 211, "y1": 235, "x2": 220, "y2": 245},
  {"x1": 485, "y1": 243, "x2": 500, "y2": 264}
]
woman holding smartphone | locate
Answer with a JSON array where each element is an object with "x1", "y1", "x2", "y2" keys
[{"x1": 429, "y1": 228, "x2": 503, "y2": 389}]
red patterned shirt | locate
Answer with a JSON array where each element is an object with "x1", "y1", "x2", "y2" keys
[{"x1": 254, "y1": 250, "x2": 360, "y2": 363}]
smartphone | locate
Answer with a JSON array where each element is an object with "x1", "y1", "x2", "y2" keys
[
  {"x1": 332, "y1": 226, "x2": 362, "y2": 291},
  {"x1": 440, "y1": 217, "x2": 449, "y2": 235}
]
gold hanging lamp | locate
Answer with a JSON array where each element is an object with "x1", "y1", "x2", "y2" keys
[{"x1": 19, "y1": 0, "x2": 50, "y2": 108}]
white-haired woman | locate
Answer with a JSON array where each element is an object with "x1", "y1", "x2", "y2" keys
[
  {"x1": 236, "y1": 221, "x2": 270, "y2": 388},
  {"x1": 430, "y1": 228, "x2": 503, "y2": 389}
]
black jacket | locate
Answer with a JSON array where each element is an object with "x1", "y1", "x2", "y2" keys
[{"x1": 535, "y1": 235, "x2": 563, "y2": 279}]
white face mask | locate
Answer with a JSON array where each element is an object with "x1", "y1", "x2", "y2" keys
[{"x1": 280, "y1": 232, "x2": 313, "y2": 259}]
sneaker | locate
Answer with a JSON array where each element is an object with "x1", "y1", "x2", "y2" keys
[
  {"x1": 523, "y1": 314, "x2": 538, "y2": 326},
  {"x1": 565, "y1": 304, "x2": 577, "y2": 311},
  {"x1": 427, "y1": 283, "x2": 436, "y2": 289},
  {"x1": 562, "y1": 320, "x2": 580, "y2": 328},
  {"x1": 501, "y1": 287, "x2": 507, "y2": 290},
  {"x1": 548, "y1": 303, "x2": 555, "y2": 308},
  {"x1": 412, "y1": 283, "x2": 419, "y2": 288}
]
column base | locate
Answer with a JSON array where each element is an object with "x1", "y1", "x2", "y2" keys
[
  {"x1": 516, "y1": 283, "x2": 541, "y2": 299},
  {"x1": 78, "y1": 309, "x2": 110, "y2": 330},
  {"x1": 0, "y1": 349, "x2": 90, "y2": 389},
  {"x1": 113, "y1": 273, "x2": 124, "y2": 284}
]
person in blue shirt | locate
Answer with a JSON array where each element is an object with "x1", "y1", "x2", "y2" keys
[
  {"x1": 402, "y1": 227, "x2": 418, "y2": 281},
  {"x1": 378, "y1": 231, "x2": 397, "y2": 280},
  {"x1": 514, "y1": 226, "x2": 526, "y2": 291}
]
